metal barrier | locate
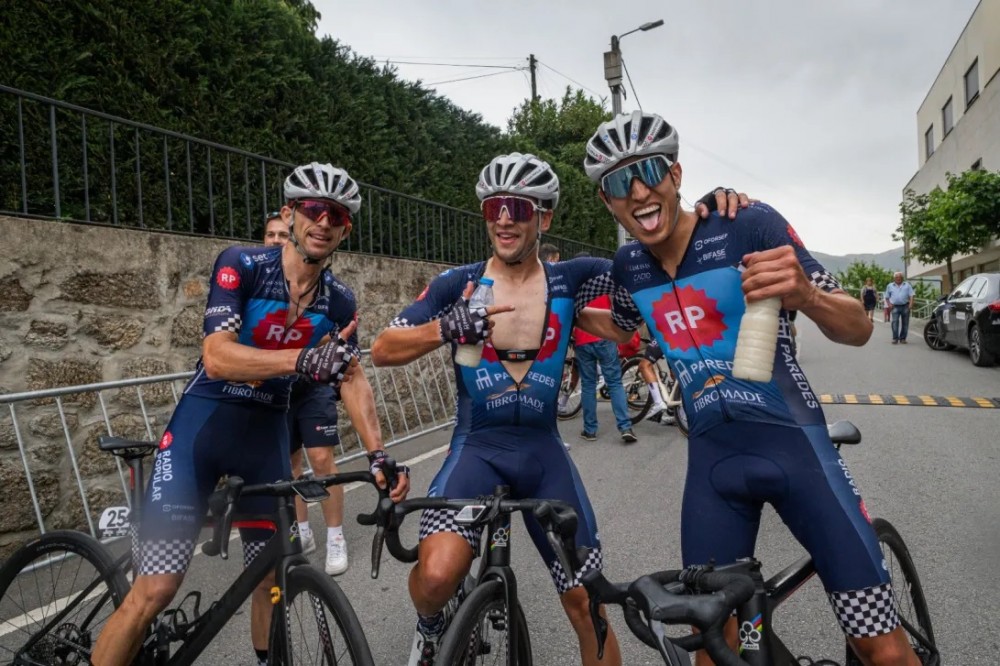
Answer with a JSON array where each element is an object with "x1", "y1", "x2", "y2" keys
[
  {"x1": 0, "y1": 348, "x2": 456, "y2": 540},
  {"x1": 0, "y1": 84, "x2": 612, "y2": 261}
]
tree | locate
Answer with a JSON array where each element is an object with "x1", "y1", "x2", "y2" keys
[
  {"x1": 896, "y1": 169, "x2": 1000, "y2": 288},
  {"x1": 835, "y1": 261, "x2": 894, "y2": 298}
]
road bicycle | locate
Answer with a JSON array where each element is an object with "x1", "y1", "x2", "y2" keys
[
  {"x1": 622, "y1": 342, "x2": 689, "y2": 437},
  {"x1": 0, "y1": 435, "x2": 379, "y2": 665},
  {"x1": 357, "y1": 485, "x2": 581, "y2": 665},
  {"x1": 557, "y1": 346, "x2": 650, "y2": 426},
  {"x1": 550, "y1": 420, "x2": 939, "y2": 666}
]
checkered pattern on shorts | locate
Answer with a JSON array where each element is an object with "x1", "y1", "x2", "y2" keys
[
  {"x1": 548, "y1": 547, "x2": 604, "y2": 595},
  {"x1": 134, "y1": 538, "x2": 197, "y2": 575},
  {"x1": 212, "y1": 314, "x2": 242, "y2": 334},
  {"x1": 810, "y1": 269, "x2": 842, "y2": 293},
  {"x1": 574, "y1": 271, "x2": 617, "y2": 316},
  {"x1": 828, "y1": 583, "x2": 900, "y2": 637},
  {"x1": 418, "y1": 508, "x2": 483, "y2": 554},
  {"x1": 242, "y1": 539, "x2": 268, "y2": 568}
]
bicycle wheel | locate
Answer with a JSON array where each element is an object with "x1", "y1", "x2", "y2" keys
[
  {"x1": 268, "y1": 565, "x2": 374, "y2": 666},
  {"x1": 620, "y1": 357, "x2": 651, "y2": 424},
  {"x1": 674, "y1": 402, "x2": 689, "y2": 438},
  {"x1": 557, "y1": 359, "x2": 582, "y2": 421},
  {"x1": 436, "y1": 579, "x2": 532, "y2": 665},
  {"x1": 0, "y1": 530, "x2": 130, "y2": 666},
  {"x1": 846, "y1": 519, "x2": 937, "y2": 665}
]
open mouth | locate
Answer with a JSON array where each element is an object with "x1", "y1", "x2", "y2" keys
[
  {"x1": 633, "y1": 204, "x2": 662, "y2": 232},
  {"x1": 495, "y1": 231, "x2": 519, "y2": 246}
]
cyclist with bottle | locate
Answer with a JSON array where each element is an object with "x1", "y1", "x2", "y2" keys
[
  {"x1": 584, "y1": 111, "x2": 919, "y2": 666},
  {"x1": 372, "y1": 152, "x2": 748, "y2": 666},
  {"x1": 91, "y1": 163, "x2": 410, "y2": 666}
]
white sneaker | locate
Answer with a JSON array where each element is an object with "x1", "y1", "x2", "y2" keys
[
  {"x1": 557, "y1": 392, "x2": 569, "y2": 411},
  {"x1": 325, "y1": 535, "x2": 348, "y2": 576},
  {"x1": 659, "y1": 412, "x2": 676, "y2": 426},
  {"x1": 563, "y1": 440, "x2": 572, "y2": 452},
  {"x1": 300, "y1": 529, "x2": 317, "y2": 555},
  {"x1": 645, "y1": 402, "x2": 667, "y2": 422}
]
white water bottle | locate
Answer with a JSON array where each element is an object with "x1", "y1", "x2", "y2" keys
[
  {"x1": 732, "y1": 297, "x2": 781, "y2": 382},
  {"x1": 454, "y1": 277, "x2": 495, "y2": 367}
]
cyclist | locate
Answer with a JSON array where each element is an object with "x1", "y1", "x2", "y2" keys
[
  {"x1": 263, "y1": 210, "x2": 351, "y2": 576},
  {"x1": 584, "y1": 111, "x2": 920, "y2": 666},
  {"x1": 373, "y1": 153, "x2": 748, "y2": 666},
  {"x1": 637, "y1": 338, "x2": 675, "y2": 425},
  {"x1": 91, "y1": 163, "x2": 410, "y2": 666}
]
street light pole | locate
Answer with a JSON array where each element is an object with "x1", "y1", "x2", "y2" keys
[{"x1": 603, "y1": 19, "x2": 663, "y2": 247}]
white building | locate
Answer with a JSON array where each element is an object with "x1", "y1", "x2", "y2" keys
[{"x1": 903, "y1": 0, "x2": 1000, "y2": 288}]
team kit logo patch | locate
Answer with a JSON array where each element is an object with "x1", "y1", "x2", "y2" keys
[
  {"x1": 650, "y1": 284, "x2": 728, "y2": 352},
  {"x1": 216, "y1": 266, "x2": 240, "y2": 290},
  {"x1": 251, "y1": 309, "x2": 316, "y2": 349}
]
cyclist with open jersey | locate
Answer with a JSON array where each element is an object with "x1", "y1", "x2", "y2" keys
[
  {"x1": 583, "y1": 111, "x2": 920, "y2": 666},
  {"x1": 91, "y1": 163, "x2": 409, "y2": 666}
]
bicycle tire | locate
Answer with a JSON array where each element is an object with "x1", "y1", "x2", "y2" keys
[
  {"x1": 436, "y1": 579, "x2": 532, "y2": 665},
  {"x1": 557, "y1": 359, "x2": 582, "y2": 421},
  {"x1": 268, "y1": 565, "x2": 374, "y2": 666},
  {"x1": 620, "y1": 357, "x2": 651, "y2": 424},
  {"x1": 845, "y1": 518, "x2": 937, "y2": 666},
  {"x1": 0, "y1": 530, "x2": 130, "y2": 666}
]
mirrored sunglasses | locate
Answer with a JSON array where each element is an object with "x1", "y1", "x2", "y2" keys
[
  {"x1": 600, "y1": 155, "x2": 673, "y2": 199},
  {"x1": 293, "y1": 199, "x2": 351, "y2": 227},
  {"x1": 480, "y1": 196, "x2": 546, "y2": 223}
]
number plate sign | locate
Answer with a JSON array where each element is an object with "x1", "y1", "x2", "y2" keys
[{"x1": 98, "y1": 506, "x2": 131, "y2": 538}]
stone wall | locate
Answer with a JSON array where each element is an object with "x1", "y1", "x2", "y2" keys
[{"x1": 0, "y1": 215, "x2": 452, "y2": 556}]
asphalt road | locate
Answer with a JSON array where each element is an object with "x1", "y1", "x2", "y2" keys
[{"x1": 123, "y1": 315, "x2": 1000, "y2": 663}]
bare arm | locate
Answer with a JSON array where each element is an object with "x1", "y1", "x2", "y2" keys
[
  {"x1": 575, "y1": 307, "x2": 635, "y2": 344},
  {"x1": 741, "y1": 246, "x2": 872, "y2": 347},
  {"x1": 202, "y1": 331, "x2": 300, "y2": 381},
  {"x1": 370, "y1": 322, "x2": 445, "y2": 367},
  {"x1": 338, "y1": 370, "x2": 383, "y2": 452}
]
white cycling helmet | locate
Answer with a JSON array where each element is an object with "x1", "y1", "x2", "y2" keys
[
  {"x1": 284, "y1": 162, "x2": 361, "y2": 215},
  {"x1": 583, "y1": 111, "x2": 679, "y2": 182},
  {"x1": 476, "y1": 153, "x2": 560, "y2": 211}
]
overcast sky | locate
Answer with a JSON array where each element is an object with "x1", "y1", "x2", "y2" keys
[{"x1": 314, "y1": 1, "x2": 980, "y2": 256}]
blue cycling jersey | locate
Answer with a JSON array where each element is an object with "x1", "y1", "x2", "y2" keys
[
  {"x1": 391, "y1": 257, "x2": 614, "y2": 437},
  {"x1": 184, "y1": 245, "x2": 358, "y2": 409},
  {"x1": 611, "y1": 204, "x2": 841, "y2": 437}
]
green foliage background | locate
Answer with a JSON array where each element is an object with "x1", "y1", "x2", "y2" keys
[{"x1": 0, "y1": 0, "x2": 617, "y2": 249}]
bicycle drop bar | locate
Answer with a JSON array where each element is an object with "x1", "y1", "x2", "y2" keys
[
  {"x1": 580, "y1": 567, "x2": 755, "y2": 666},
  {"x1": 202, "y1": 471, "x2": 376, "y2": 560},
  {"x1": 356, "y1": 489, "x2": 582, "y2": 580}
]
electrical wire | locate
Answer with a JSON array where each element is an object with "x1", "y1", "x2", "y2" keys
[
  {"x1": 537, "y1": 62, "x2": 606, "y2": 100},
  {"x1": 386, "y1": 60, "x2": 523, "y2": 69},
  {"x1": 622, "y1": 57, "x2": 642, "y2": 110},
  {"x1": 426, "y1": 69, "x2": 524, "y2": 86}
]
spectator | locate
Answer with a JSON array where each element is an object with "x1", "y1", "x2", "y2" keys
[
  {"x1": 884, "y1": 272, "x2": 915, "y2": 344},
  {"x1": 572, "y1": 251, "x2": 637, "y2": 444},
  {"x1": 860, "y1": 277, "x2": 878, "y2": 323},
  {"x1": 539, "y1": 242, "x2": 560, "y2": 263}
]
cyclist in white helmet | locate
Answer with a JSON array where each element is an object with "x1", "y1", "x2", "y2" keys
[
  {"x1": 372, "y1": 151, "x2": 748, "y2": 666},
  {"x1": 92, "y1": 162, "x2": 410, "y2": 666},
  {"x1": 588, "y1": 111, "x2": 919, "y2": 666}
]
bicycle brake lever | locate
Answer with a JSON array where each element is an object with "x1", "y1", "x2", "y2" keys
[{"x1": 589, "y1": 592, "x2": 608, "y2": 660}]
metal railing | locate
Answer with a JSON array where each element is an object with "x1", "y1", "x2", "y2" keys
[
  {"x1": 0, "y1": 84, "x2": 612, "y2": 261},
  {"x1": 0, "y1": 348, "x2": 457, "y2": 540}
]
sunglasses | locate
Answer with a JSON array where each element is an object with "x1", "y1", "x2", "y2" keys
[
  {"x1": 600, "y1": 155, "x2": 673, "y2": 199},
  {"x1": 480, "y1": 196, "x2": 547, "y2": 223},
  {"x1": 293, "y1": 199, "x2": 351, "y2": 227}
]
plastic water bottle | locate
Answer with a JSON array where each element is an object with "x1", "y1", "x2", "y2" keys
[
  {"x1": 454, "y1": 277, "x2": 494, "y2": 367},
  {"x1": 732, "y1": 296, "x2": 781, "y2": 382}
]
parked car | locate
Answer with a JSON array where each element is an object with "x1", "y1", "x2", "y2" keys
[{"x1": 923, "y1": 272, "x2": 1000, "y2": 366}]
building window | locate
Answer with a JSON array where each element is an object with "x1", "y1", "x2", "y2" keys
[
  {"x1": 971, "y1": 158, "x2": 983, "y2": 171},
  {"x1": 964, "y1": 58, "x2": 979, "y2": 108},
  {"x1": 924, "y1": 126, "x2": 934, "y2": 159},
  {"x1": 942, "y1": 97, "x2": 953, "y2": 135}
]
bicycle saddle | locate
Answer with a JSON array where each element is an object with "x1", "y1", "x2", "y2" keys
[{"x1": 826, "y1": 420, "x2": 861, "y2": 445}]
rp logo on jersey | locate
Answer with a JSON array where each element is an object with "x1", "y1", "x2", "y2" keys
[
  {"x1": 251, "y1": 309, "x2": 316, "y2": 349},
  {"x1": 650, "y1": 284, "x2": 728, "y2": 352}
]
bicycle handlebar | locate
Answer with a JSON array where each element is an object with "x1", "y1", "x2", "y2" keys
[
  {"x1": 581, "y1": 566, "x2": 755, "y2": 666},
  {"x1": 355, "y1": 486, "x2": 582, "y2": 581},
  {"x1": 202, "y1": 470, "x2": 377, "y2": 560}
]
